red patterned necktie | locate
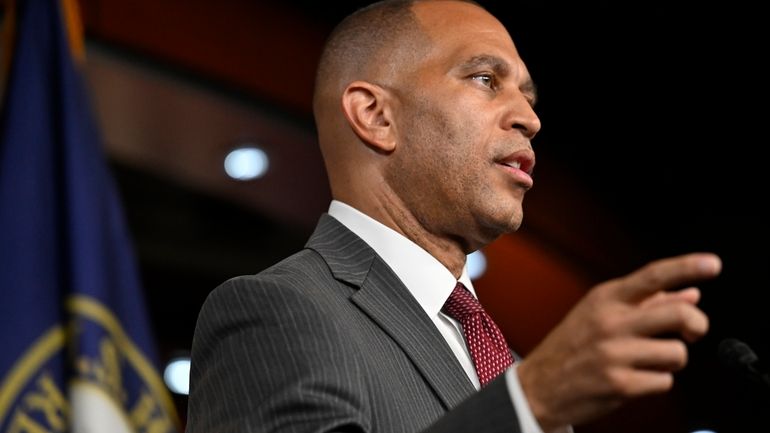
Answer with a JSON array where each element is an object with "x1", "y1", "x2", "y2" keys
[{"x1": 442, "y1": 282, "x2": 514, "y2": 387}]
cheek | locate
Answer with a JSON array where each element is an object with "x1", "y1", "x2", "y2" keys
[
  {"x1": 395, "y1": 94, "x2": 488, "y2": 192},
  {"x1": 425, "y1": 127, "x2": 478, "y2": 195}
]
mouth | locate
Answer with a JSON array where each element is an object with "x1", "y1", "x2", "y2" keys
[
  {"x1": 497, "y1": 149, "x2": 535, "y2": 175},
  {"x1": 495, "y1": 149, "x2": 536, "y2": 188}
]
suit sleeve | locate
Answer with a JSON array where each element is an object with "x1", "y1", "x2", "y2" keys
[
  {"x1": 186, "y1": 276, "x2": 372, "y2": 433},
  {"x1": 425, "y1": 375, "x2": 519, "y2": 433}
]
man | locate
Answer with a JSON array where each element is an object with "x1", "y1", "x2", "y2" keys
[{"x1": 186, "y1": 1, "x2": 722, "y2": 432}]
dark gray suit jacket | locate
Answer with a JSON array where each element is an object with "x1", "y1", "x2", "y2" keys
[{"x1": 187, "y1": 214, "x2": 521, "y2": 433}]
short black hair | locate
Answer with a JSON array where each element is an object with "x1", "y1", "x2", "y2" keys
[
  {"x1": 313, "y1": 0, "x2": 419, "y2": 114},
  {"x1": 312, "y1": 0, "x2": 486, "y2": 118}
]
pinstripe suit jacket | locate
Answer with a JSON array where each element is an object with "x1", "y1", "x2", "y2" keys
[{"x1": 187, "y1": 213, "x2": 522, "y2": 433}]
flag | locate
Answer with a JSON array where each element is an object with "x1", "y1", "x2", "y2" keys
[{"x1": 0, "y1": 0, "x2": 181, "y2": 431}]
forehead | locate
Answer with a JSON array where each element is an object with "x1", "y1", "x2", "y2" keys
[{"x1": 411, "y1": 1, "x2": 527, "y2": 75}]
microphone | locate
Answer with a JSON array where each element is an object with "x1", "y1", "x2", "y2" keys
[{"x1": 717, "y1": 338, "x2": 770, "y2": 389}]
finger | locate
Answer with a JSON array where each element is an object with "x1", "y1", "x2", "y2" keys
[
  {"x1": 605, "y1": 367, "x2": 674, "y2": 398},
  {"x1": 639, "y1": 287, "x2": 701, "y2": 309},
  {"x1": 600, "y1": 338, "x2": 689, "y2": 372},
  {"x1": 627, "y1": 301, "x2": 709, "y2": 342},
  {"x1": 617, "y1": 253, "x2": 721, "y2": 303}
]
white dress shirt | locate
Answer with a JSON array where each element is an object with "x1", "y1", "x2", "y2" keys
[{"x1": 328, "y1": 200, "x2": 571, "y2": 433}]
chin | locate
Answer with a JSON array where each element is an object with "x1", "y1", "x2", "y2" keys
[
  {"x1": 473, "y1": 213, "x2": 522, "y2": 247},
  {"x1": 498, "y1": 215, "x2": 522, "y2": 234},
  {"x1": 508, "y1": 219, "x2": 523, "y2": 233},
  {"x1": 494, "y1": 201, "x2": 523, "y2": 230}
]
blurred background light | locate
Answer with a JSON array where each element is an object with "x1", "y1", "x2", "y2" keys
[
  {"x1": 163, "y1": 357, "x2": 191, "y2": 395},
  {"x1": 224, "y1": 146, "x2": 269, "y2": 180},
  {"x1": 467, "y1": 250, "x2": 487, "y2": 280}
]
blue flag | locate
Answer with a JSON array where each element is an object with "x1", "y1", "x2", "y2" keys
[{"x1": 0, "y1": 0, "x2": 181, "y2": 431}]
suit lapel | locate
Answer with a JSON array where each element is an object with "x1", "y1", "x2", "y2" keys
[
  {"x1": 306, "y1": 214, "x2": 475, "y2": 409},
  {"x1": 351, "y1": 259, "x2": 476, "y2": 409}
]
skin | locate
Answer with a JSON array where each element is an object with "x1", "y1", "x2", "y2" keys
[{"x1": 317, "y1": 0, "x2": 722, "y2": 430}]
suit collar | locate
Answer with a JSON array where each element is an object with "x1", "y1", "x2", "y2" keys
[
  {"x1": 305, "y1": 213, "x2": 476, "y2": 409},
  {"x1": 305, "y1": 213, "x2": 376, "y2": 287},
  {"x1": 325, "y1": 200, "x2": 476, "y2": 321}
]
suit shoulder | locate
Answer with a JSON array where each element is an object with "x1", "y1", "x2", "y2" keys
[
  {"x1": 220, "y1": 248, "x2": 331, "y2": 293},
  {"x1": 199, "y1": 248, "x2": 334, "y2": 314}
]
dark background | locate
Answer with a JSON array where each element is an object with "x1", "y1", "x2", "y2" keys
[
  {"x1": 497, "y1": 4, "x2": 770, "y2": 431},
  {"x1": 75, "y1": 1, "x2": 770, "y2": 431}
]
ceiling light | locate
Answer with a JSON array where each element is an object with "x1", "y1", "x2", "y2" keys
[
  {"x1": 163, "y1": 357, "x2": 191, "y2": 395},
  {"x1": 224, "y1": 146, "x2": 269, "y2": 180}
]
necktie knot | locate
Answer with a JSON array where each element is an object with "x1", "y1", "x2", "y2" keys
[
  {"x1": 442, "y1": 283, "x2": 485, "y2": 320},
  {"x1": 442, "y1": 282, "x2": 514, "y2": 387}
]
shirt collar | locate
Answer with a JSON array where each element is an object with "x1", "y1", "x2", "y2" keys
[{"x1": 327, "y1": 200, "x2": 477, "y2": 318}]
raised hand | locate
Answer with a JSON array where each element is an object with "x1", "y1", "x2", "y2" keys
[{"x1": 516, "y1": 253, "x2": 722, "y2": 431}]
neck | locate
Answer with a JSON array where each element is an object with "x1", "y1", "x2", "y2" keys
[{"x1": 338, "y1": 189, "x2": 467, "y2": 278}]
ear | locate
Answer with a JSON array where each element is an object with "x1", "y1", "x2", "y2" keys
[{"x1": 341, "y1": 80, "x2": 396, "y2": 153}]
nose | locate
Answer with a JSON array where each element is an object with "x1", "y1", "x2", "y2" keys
[{"x1": 502, "y1": 91, "x2": 541, "y2": 140}]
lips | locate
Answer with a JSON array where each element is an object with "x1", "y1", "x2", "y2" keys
[
  {"x1": 496, "y1": 149, "x2": 535, "y2": 188},
  {"x1": 497, "y1": 149, "x2": 535, "y2": 175}
]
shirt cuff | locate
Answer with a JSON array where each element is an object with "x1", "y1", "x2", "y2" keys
[{"x1": 504, "y1": 365, "x2": 574, "y2": 433}]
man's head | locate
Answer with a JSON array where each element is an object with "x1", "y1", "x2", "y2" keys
[{"x1": 314, "y1": 0, "x2": 541, "y2": 257}]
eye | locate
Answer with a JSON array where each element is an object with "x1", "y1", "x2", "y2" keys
[{"x1": 471, "y1": 73, "x2": 496, "y2": 89}]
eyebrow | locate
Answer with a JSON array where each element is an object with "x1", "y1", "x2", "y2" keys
[
  {"x1": 458, "y1": 54, "x2": 539, "y2": 105},
  {"x1": 459, "y1": 54, "x2": 511, "y2": 76}
]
